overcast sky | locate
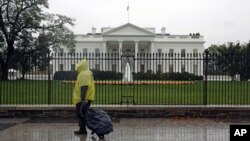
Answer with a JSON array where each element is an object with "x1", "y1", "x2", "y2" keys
[{"x1": 47, "y1": 0, "x2": 250, "y2": 48}]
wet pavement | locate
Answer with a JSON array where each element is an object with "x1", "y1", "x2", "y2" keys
[{"x1": 0, "y1": 117, "x2": 246, "y2": 141}]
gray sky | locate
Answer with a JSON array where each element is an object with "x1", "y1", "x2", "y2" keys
[{"x1": 47, "y1": 0, "x2": 250, "y2": 48}]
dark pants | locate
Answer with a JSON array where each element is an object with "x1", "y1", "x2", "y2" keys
[{"x1": 76, "y1": 101, "x2": 91, "y2": 130}]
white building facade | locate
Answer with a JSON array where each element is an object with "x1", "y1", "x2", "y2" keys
[{"x1": 53, "y1": 23, "x2": 205, "y2": 75}]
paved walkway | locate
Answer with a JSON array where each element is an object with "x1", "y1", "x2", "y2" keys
[{"x1": 0, "y1": 117, "x2": 244, "y2": 141}]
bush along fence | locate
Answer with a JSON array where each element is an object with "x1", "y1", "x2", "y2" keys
[{"x1": 0, "y1": 51, "x2": 250, "y2": 105}]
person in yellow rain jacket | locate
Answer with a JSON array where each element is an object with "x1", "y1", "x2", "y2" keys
[{"x1": 73, "y1": 59, "x2": 95, "y2": 135}]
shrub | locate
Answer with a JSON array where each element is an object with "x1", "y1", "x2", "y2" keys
[
  {"x1": 133, "y1": 72, "x2": 203, "y2": 80},
  {"x1": 92, "y1": 70, "x2": 122, "y2": 80},
  {"x1": 53, "y1": 71, "x2": 76, "y2": 80},
  {"x1": 53, "y1": 70, "x2": 202, "y2": 81}
]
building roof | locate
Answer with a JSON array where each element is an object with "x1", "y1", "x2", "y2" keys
[{"x1": 102, "y1": 23, "x2": 155, "y2": 36}]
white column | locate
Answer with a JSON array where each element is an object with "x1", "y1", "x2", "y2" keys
[
  {"x1": 135, "y1": 41, "x2": 139, "y2": 73},
  {"x1": 119, "y1": 41, "x2": 123, "y2": 72},
  {"x1": 103, "y1": 41, "x2": 107, "y2": 53},
  {"x1": 151, "y1": 41, "x2": 155, "y2": 73},
  {"x1": 102, "y1": 41, "x2": 107, "y2": 71},
  {"x1": 151, "y1": 41, "x2": 155, "y2": 54},
  {"x1": 119, "y1": 41, "x2": 122, "y2": 55}
]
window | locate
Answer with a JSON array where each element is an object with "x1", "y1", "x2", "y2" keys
[
  {"x1": 169, "y1": 64, "x2": 173, "y2": 73},
  {"x1": 181, "y1": 49, "x2": 186, "y2": 57},
  {"x1": 49, "y1": 64, "x2": 53, "y2": 74},
  {"x1": 139, "y1": 49, "x2": 145, "y2": 57},
  {"x1": 71, "y1": 64, "x2": 75, "y2": 71},
  {"x1": 68, "y1": 48, "x2": 75, "y2": 56},
  {"x1": 181, "y1": 64, "x2": 185, "y2": 73},
  {"x1": 95, "y1": 48, "x2": 100, "y2": 57},
  {"x1": 157, "y1": 64, "x2": 162, "y2": 73},
  {"x1": 95, "y1": 64, "x2": 100, "y2": 71},
  {"x1": 140, "y1": 49, "x2": 145, "y2": 53},
  {"x1": 59, "y1": 64, "x2": 63, "y2": 71},
  {"x1": 59, "y1": 48, "x2": 64, "y2": 57},
  {"x1": 140, "y1": 64, "x2": 145, "y2": 73},
  {"x1": 125, "y1": 49, "x2": 131, "y2": 54},
  {"x1": 112, "y1": 64, "x2": 116, "y2": 72},
  {"x1": 193, "y1": 49, "x2": 198, "y2": 57},
  {"x1": 193, "y1": 64, "x2": 198, "y2": 75},
  {"x1": 169, "y1": 49, "x2": 174, "y2": 57},
  {"x1": 157, "y1": 49, "x2": 162, "y2": 57},
  {"x1": 59, "y1": 48, "x2": 64, "y2": 53},
  {"x1": 83, "y1": 48, "x2": 88, "y2": 57}
]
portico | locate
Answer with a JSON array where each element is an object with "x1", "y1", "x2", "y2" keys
[
  {"x1": 100, "y1": 23, "x2": 156, "y2": 73},
  {"x1": 101, "y1": 23, "x2": 156, "y2": 55},
  {"x1": 102, "y1": 40, "x2": 153, "y2": 73}
]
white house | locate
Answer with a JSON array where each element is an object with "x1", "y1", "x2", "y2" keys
[{"x1": 53, "y1": 23, "x2": 205, "y2": 75}]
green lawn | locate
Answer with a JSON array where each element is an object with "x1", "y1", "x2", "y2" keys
[{"x1": 0, "y1": 80, "x2": 250, "y2": 105}]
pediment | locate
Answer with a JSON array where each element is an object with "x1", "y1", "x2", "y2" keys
[{"x1": 102, "y1": 23, "x2": 155, "y2": 36}]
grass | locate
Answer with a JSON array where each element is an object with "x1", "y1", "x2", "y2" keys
[{"x1": 0, "y1": 80, "x2": 250, "y2": 105}]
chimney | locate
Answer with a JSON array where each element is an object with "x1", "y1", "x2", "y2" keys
[
  {"x1": 161, "y1": 27, "x2": 166, "y2": 35},
  {"x1": 91, "y1": 27, "x2": 96, "y2": 34}
]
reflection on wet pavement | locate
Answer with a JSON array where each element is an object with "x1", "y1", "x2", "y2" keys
[{"x1": 0, "y1": 118, "x2": 240, "y2": 141}]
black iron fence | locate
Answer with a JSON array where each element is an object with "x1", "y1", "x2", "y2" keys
[{"x1": 0, "y1": 52, "x2": 250, "y2": 105}]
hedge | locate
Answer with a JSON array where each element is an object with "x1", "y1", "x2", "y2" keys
[
  {"x1": 92, "y1": 70, "x2": 122, "y2": 80},
  {"x1": 53, "y1": 70, "x2": 122, "y2": 80},
  {"x1": 133, "y1": 71, "x2": 203, "y2": 80},
  {"x1": 53, "y1": 70, "x2": 202, "y2": 81},
  {"x1": 53, "y1": 71, "x2": 76, "y2": 80}
]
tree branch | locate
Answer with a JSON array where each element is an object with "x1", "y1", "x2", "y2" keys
[
  {"x1": 6, "y1": 0, "x2": 12, "y2": 24},
  {"x1": 10, "y1": 1, "x2": 38, "y2": 41},
  {"x1": 13, "y1": 1, "x2": 37, "y2": 25},
  {"x1": 0, "y1": 9, "x2": 9, "y2": 42}
]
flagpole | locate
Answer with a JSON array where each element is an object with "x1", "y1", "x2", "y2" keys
[{"x1": 127, "y1": 3, "x2": 129, "y2": 23}]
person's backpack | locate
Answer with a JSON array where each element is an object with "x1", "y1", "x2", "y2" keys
[{"x1": 85, "y1": 108, "x2": 113, "y2": 138}]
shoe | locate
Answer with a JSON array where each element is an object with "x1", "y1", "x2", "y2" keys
[
  {"x1": 98, "y1": 134, "x2": 104, "y2": 140},
  {"x1": 74, "y1": 129, "x2": 87, "y2": 135}
]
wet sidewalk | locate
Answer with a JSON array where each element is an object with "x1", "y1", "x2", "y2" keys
[{"x1": 0, "y1": 117, "x2": 245, "y2": 141}]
